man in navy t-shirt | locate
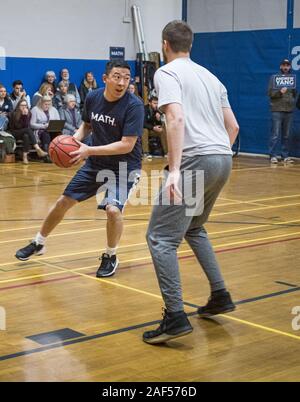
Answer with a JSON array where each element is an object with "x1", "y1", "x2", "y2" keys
[{"x1": 16, "y1": 60, "x2": 145, "y2": 278}]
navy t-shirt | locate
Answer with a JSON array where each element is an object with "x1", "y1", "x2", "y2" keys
[{"x1": 82, "y1": 88, "x2": 144, "y2": 172}]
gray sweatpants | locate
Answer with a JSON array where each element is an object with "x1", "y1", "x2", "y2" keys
[{"x1": 146, "y1": 154, "x2": 232, "y2": 312}]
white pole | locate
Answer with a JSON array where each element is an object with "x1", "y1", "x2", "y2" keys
[{"x1": 132, "y1": 5, "x2": 149, "y2": 61}]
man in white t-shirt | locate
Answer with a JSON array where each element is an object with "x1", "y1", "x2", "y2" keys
[{"x1": 143, "y1": 20, "x2": 239, "y2": 345}]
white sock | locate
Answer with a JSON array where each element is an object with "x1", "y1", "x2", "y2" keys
[
  {"x1": 106, "y1": 246, "x2": 117, "y2": 257},
  {"x1": 35, "y1": 232, "x2": 46, "y2": 246}
]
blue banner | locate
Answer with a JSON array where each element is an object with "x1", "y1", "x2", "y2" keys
[
  {"x1": 191, "y1": 29, "x2": 300, "y2": 157},
  {"x1": 110, "y1": 47, "x2": 125, "y2": 60}
]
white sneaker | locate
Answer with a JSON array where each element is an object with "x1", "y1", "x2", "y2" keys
[
  {"x1": 270, "y1": 157, "x2": 278, "y2": 164},
  {"x1": 283, "y1": 157, "x2": 294, "y2": 164}
]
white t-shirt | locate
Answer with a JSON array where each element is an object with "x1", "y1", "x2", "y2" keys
[{"x1": 154, "y1": 57, "x2": 232, "y2": 156}]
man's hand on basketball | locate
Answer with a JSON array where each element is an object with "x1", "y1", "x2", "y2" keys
[
  {"x1": 165, "y1": 169, "x2": 182, "y2": 205},
  {"x1": 69, "y1": 140, "x2": 91, "y2": 165}
]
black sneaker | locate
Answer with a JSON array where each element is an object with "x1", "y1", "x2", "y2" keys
[
  {"x1": 96, "y1": 253, "x2": 119, "y2": 278},
  {"x1": 143, "y1": 309, "x2": 193, "y2": 344},
  {"x1": 15, "y1": 241, "x2": 46, "y2": 261},
  {"x1": 197, "y1": 291, "x2": 236, "y2": 318}
]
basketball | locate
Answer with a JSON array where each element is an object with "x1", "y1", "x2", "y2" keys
[{"x1": 49, "y1": 135, "x2": 80, "y2": 168}]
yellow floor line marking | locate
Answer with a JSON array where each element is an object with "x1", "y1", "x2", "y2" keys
[
  {"x1": 38, "y1": 261, "x2": 300, "y2": 343},
  {"x1": 0, "y1": 241, "x2": 150, "y2": 268},
  {"x1": 216, "y1": 201, "x2": 268, "y2": 208},
  {"x1": 212, "y1": 229, "x2": 300, "y2": 249},
  {"x1": 0, "y1": 222, "x2": 147, "y2": 245},
  {"x1": 1, "y1": 257, "x2": 300, "y2": 344},
  {"x1": 2, "y1": 215, "x2": 300, "y2": 247},
  {"x1": 211, "y1": 201, "x2": 300, "y2": 218},
  {"x1": 1, "y1": 191, "x2": 299, "y2": 227},
  {"x1": 0, "y1": 248, "x2": 196, "y2": 285},
  {"x1": 122, "y1": 201, "x2": 300, "y2": 218},
  {"x1": 218, "y1": 197, "x2": 244, "y2": 203},
  {"x1": 0, "y1": 270, "x2": 70, "y2": 284},
  {"x1": 1, "y1": 225, "x2": 300, "y2": 270},
  {"x1": 1, "y1": 225, "x2": 300, "y2": 284},
  {"x1": 40, "y1": 259, "x2": 164, "y2": 301},
  {"x1": 1, "y1": 191, "x2": 300, "y2": 233},
  {"x1": 220, "y1": 193, "x2": 300, "y2": 204},
  {"x1": 231, "y1": 166, "x2": 278, "y2": 172},
  {"x1": 208, "y1": 218, "x2": 300, "y2": 237},
  {"x1": 0, "y1": 219, "x2": 95, "y2": 234},
  {"x1": 218, "y1": 197, "x2": 268, "y2": 207},
  {"x1": 1, "y1": 165, "x2": 75, "y2": 179},
  {"x1": 221, "y1": 315, "x2": 300, "y2": 342}
]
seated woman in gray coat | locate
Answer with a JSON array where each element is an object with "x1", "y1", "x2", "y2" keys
[
  {"x1": 30, "y1": 95, "x2": 60, "y2": 153},
  {"x1": 59, "y1": 94, "x2": 82, "y2": 136}
]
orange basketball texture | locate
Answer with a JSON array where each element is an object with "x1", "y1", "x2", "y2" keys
[{"x1": 49, "y1": 135, "x2": 80, "y2": 168}]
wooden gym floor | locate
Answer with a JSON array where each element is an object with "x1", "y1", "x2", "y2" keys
[{"x1": 0, "y1": 155, "x2": 299, "y2": 382}]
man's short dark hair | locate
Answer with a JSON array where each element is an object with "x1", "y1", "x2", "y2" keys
[
  {"x1": 162, "y1": 20, "x2": 193, "y2": 53},
  {"x1": 105, "y1": 60, "x2": 131, "y2": 75},
  {"x1": 13, "y1": 80, "x2": 23, "y2": 87},
  {"x1": 149, "y1": 96, "x2": 158, "y2": 102}
]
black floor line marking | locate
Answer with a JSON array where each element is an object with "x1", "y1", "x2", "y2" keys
[
  {"x1": 234, "y1": 287, "x2": 300, "y2": 305},
  {"x1": 275, "y1": 281, "x2": 298, "y2": 288},
  {"x1": 0, "y1": 287, "x2": 300, "y2": 362},
  {"x1": 185, "y1": 287, "x2": 300, "y2": 308}
]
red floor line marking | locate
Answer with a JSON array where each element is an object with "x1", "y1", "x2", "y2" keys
[
  {"x1": 0, "y1": 236, "x2": 300, "y2": 292},
  {"x1": 0, "y1": 275, "x2": 79, "y2": 291}
]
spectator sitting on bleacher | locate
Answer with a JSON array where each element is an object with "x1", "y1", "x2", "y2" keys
[
  {"x1": 142, "y1": 96, "x2": 168, "y2": 158},
  {"x1": 53, "y1": 81, "x2": 69, "y2": 111},
  {"x1": 9, "y1": 99, "x2": 47, "y2": 164},
  {"x1": 0, "y1": 85, "x2": 15, "y2": 158},
  {"x1": 79, "y1": 72, "x2": 98, "y2": 110},
  {"x1": 128, "y1": 83, "x2": 135, "y2": 94},
  {"x1": 128, "y1": 81, "x2": 142, "y2": 98},
  {"x1": 59, "y1": 94, "x2": 82, "y2": 136},
  {"x1": 10, "y1": 80, "x2": 31, "y2": 110},
  {"x1": 60, "y1": 68, "x2": 80, "y2": 106},
  {"x1": 0, "y1": 85, "x2": 13, "y2": 131},
  {"x1": 30, "y1": 95, "x2": 60, "y2": 157},
  {"x1": 43, "y1": 71, "x2": 57, "y2": 93},
  {"x1": 31, "y1": 83, "x2": 54, "y2": 108}
]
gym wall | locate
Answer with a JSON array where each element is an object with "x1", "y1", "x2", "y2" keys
[
  {"x1": 188, "y1": 0, "x2": 300, "y2": 157},
  {"x1": 0, "y1": 0, "x2": 181, "y2": 96}
]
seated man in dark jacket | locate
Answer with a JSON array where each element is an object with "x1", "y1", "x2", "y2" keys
[
  {"x1": 142, "y1": 96, "x2": 167, "y2": 157},
  {"x1": 268, "y1": 59, "x2": 297, "y2": 164}
]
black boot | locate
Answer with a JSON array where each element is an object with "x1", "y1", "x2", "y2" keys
[
  {"x1": 198, "y1": 291, "x2": 236, "y2": 318},
  {"x1": 143, "y1": 309, "x2": 193, "y2": 344}
]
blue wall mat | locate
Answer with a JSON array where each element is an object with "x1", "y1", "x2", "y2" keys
[
  {"x1": 191, "y1": 29, "x2": 300, "y2": 157},
  {"x1": 0, "y1": 58, "x2": 135, "y2": 98}
]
